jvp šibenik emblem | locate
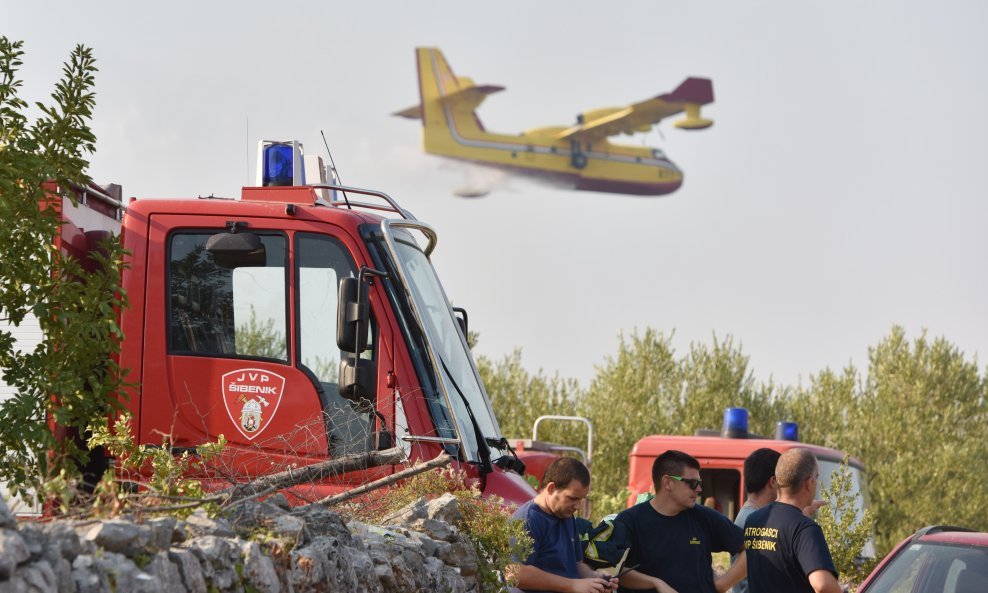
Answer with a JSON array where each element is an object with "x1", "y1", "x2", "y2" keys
[{"x1": 222, "y1": 369, "x2": 285, "y2": 440}]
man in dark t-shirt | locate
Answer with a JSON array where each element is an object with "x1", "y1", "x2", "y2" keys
[
  {"x1": 614, "y1": 450, "x2": 746, "y2": 593},
  {"x1": 744, "y1": 448, "x2": 841, "y2": 593},
  {"x1": 510, "y1": 457, "x2": 618, "y2": 593}
]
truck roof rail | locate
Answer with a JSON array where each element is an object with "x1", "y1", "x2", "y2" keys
[
  {"x1": 64, "y1": 182, "x2": 125, "y2": 221},
  {"x1": 309, "y1": 183, "x2": 417, "y2": 221}
]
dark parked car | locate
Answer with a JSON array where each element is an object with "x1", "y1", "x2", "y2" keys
[{"x1": 857, "y1": 526, "x2": 988, "y2": 593}]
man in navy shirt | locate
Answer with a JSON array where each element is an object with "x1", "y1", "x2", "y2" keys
[
  {"x1": 731, "y1": 448, "x2": 781, "y2": 593},
  {"x1": 615, "y1": 450, "x2": 746, "y2": 593},
  {"x1": 743, "y1": 448, "x2": 841, "y2": 593},
  {"x1": 732, "y1": 448, "x2": 828, "y2": 593},
  {"x1": 510, "y1": 457, "x2": 618, "y2": 593}
]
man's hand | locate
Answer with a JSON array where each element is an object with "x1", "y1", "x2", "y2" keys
[
  {"x1": 569, "y1": 576, "x2": 617, "y2": 593},
  {"x1": 715, "y1": 549, "x2": 746, "y2": 592},
  {"x1": 803, "y1": 499, "x2": 827, "y2": 516},
  {"x1": 589, "y1": 572, "x2": 619, "y2": 592}
]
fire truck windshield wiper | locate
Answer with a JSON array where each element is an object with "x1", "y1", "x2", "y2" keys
[{"x1": 438, "y1": 356, "x2": 494, "y2": 477}]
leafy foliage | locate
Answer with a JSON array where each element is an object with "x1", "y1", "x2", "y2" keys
[
  {"x1": 845, "y1": 328, "x2": 988, "y2": 551},
  {"x1": 88, "y1": 414, "x2": 226, "y2": 517},
  {"x1": 235, "y1": 306, "x2": 287, "y2": 359},
  {"x1": 477, "y1": 348, "x2": 583, "y2": 447},
  {"x1": 0, "y1": 37, "x2": 127, "y2": 503},
  {"x1": 347, "y1": 467, "x2": 533, "y2": 592},
  {"x1": 817, "y1": 457, "x2": 877, "y2": 589},
  {"x1": 577, "y1": 329, "x2": 680, "y2": 514}
]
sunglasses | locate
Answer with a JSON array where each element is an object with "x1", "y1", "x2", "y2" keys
[{"x1": 667, "y1": 475, "x2": 702, "y2": 490}]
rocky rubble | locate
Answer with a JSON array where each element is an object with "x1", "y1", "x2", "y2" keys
[{"x1": 0, "y1": 493, "x2": 480, "y2": 593}]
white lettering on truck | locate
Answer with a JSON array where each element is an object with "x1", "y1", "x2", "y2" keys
[{"x1": 228, "y1": 385, "x2": 278, "y2": 394}]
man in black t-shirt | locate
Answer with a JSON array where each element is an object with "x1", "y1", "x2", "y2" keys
[
  {"x1": 744, "y1": 448, "x2": 841, "y2": 593},
  {"x1": 614, "y1": 450, "x2": 746, "y2": 593}
]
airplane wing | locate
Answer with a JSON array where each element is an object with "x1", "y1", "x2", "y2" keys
[
  {"x1": 393, "y1": 105, "x2": 423, "y2": 119},
  {"x1": 393, "y1": 83, "x2": 504, "y2": 119},
  {"x1": 556, "y1": 77, "x2": 714, "y2": 143},
  {"x1": 439, "y1": 83, "x2": 504, "y2": 108}
]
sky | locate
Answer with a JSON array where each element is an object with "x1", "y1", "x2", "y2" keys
[{"x1": 5, "y1": 0, "x2": 988, "y2": 389}]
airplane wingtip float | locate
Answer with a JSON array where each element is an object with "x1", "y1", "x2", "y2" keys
[{"x1": 395, "y1": 47, "x2": 715, "y2": 197}]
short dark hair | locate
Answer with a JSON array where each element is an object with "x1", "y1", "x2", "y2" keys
[
  {"x1": 543, "y1": 457, "x2": 590, "y2": 490},
  {"x1": 744, "y1": 448, "x2": 781, "y2": 493},
  {"x1": 652, "y1": 450, "x2": 700, "y2": 491}
]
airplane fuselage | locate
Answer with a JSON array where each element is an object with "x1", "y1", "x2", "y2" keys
[{"x1": 423, "y1": 112, "x2": 684, "y2": 195}]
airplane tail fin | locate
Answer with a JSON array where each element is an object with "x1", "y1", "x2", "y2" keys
[
  {"x1": 418, "y1": 47, "x2": 462, "y2": 103},
  {"x1": 393, "y1": 48, "x2": 503, "y2": 130},
  {"x1": 663, "y1": 77, "x2": 714, "y2": 105}
]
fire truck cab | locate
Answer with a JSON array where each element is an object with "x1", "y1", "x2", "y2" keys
[{"x1": 8, "y1": 140, "x2": 536, "y2": 507}]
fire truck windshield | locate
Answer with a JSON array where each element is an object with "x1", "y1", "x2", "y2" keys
[{"x1": 392, "y1": 239, "x2": 502, "y2": 463}]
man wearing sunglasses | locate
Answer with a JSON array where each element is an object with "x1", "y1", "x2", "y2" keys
[{"x1": 614, "y1": 450, "x2": 747, "y2": 593}]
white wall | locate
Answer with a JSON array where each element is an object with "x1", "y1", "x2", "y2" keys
[
  {"x1": 0, "y1": 313, "x2": 43, "y2": 515},
  {"x1": 0, "y1": 313, "x2": 42, "y2": 400}
]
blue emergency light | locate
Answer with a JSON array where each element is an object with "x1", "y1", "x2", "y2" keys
[
  {"x1": 775, "y1": 421, "x2": 799, "y2": 442},
  {"x1": 262, "y1": 143, "x2": 295, "y2": 186},
  {"x1": 722, "y1": 407, "x2": 749, "y2": 438}
]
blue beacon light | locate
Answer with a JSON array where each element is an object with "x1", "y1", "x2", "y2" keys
[
  {"x1": 722, "y1": 407, "x2": 749, "y2": 438},
  {"x1": 263, "y1": 143, "x2": 295, "y2": 186},
  {"x1": 775, "y1": 421, "x2": 799, "y2": 442}
]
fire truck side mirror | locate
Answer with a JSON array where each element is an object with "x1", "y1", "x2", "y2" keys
[
  {"x1": 337, "y1": 277, "x2": 369, "y2": 353},
  {"x1": 452, "y1": 307, "x2": 468, "y2": 339},
  {"x1": 338, "y1": 356, "x2": 376, "y2": 401}
]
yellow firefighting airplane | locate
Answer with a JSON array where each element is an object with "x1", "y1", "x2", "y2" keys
[{"x1": 395, "y1": 47, "x2": 715, "y2": 196}]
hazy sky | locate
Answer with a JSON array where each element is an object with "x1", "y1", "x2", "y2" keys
[{"x1": 6, "y1": 0, "x2": 987, "y2": 388}]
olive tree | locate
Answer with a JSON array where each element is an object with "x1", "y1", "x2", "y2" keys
[
  {"x1": 477, "y1": 348, "x2": 583, "y2": 447},
  {"x1": 578, "y1": 329, "x2": 682, "y2": 512},
  {"x1": 849, "y1": 327, "x2": 988, "y2": 551}
]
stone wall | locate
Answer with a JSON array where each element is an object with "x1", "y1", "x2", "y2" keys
[{"x1": 0, "y1": 493, "x2": 480, "y2": 593}]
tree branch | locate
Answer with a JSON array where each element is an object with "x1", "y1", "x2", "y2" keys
[
  {"x1": 318, "y1": 453, "x2": 452, "y2": 506},
  {"x1": 222, "y1": 446, "x2": 406, "y2": 502}
]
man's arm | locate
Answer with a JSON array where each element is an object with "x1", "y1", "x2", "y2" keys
[
  {"x1": 618, "y1": 569, "x2": 679, "y2": 593},
  {"x1": 808, "y1": 569, "x2": 842, "y2": 593},
  {"x1": 715, "y1": 550, "x2": 746, "y2": 593},
  {"x1": 508, "y1": 563, "x2": 613, "y2": 593}
]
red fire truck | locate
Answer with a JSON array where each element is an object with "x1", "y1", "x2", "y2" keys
[{"x1": 11, "y1": 140, "x2": 536, "y2": 507}]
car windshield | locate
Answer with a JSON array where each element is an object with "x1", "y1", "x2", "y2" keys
[
  {"x1": 391, "y1": 237, "x2": 502, "y2": 463},
  {"x1": 863, "y1": 541, "x2": 988, "y2": 593}
]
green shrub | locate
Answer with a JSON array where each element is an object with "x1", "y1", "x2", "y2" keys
[
  {"x1": 817, "y1": 457, "x2": 877, "y2": 591},
  {"x1": 88, "y1": 414, "x2": 226, "y2": 517}
]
